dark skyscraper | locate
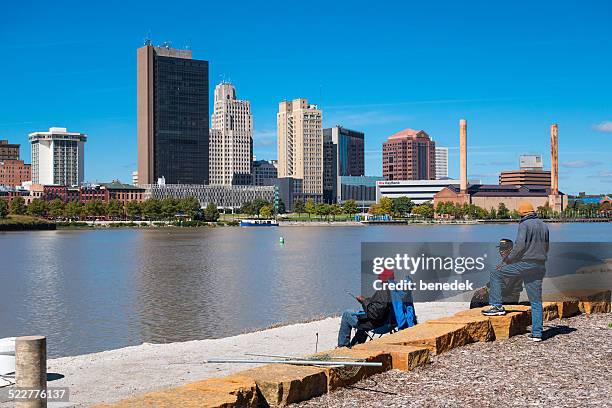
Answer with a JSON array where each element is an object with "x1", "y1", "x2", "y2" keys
[
  {"x1": 323, "y1": 126, "x2": 365, "y2": 202},
  {"x1": 137, "y1": 43, "x2": 209, "y2": 185}
]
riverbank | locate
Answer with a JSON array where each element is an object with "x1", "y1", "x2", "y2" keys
[
  {"x1": 0, "y1": 302, "x2": 467, "y2": 407},
  {"x1": 0, "y1": 215, "x2": 55, "y2": 231},
  {"x1": 297, "y1": 312, "x2": 612, "y2": 408}
]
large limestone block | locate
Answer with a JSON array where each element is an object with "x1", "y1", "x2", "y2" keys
[
  {"x1": 375, "y1": 322, "x2": 470, "y2": 354},
  {"x1": 308, "y1": 348, "x2": 392, "y2": 390},
  {"x1": 94, "y1": 375, "x2": 259, "y2": 408},
  {"x1": 352, "y1": 342, "x2": 430, "y2": 371},
  {"x1": 240, "y1": 364, "x2": 327, "y2": 406},
  {"x1": 542, "y1": 302, "x2": 560, "y2": 321},
  {"x1": 455, "y1": 307, "x2": 530, "y2": 339},
  {"x1": 576, "y1": 290, "x2": 611, "y2": 314},
  {"x1": 426, "y1": 315, "x2": 495, "y2": 342},
  {"x1": 555, "y1": 300, "x2": 581, "y2": 318}
]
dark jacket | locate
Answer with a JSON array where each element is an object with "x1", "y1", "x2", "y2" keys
[
  {"x1": 359, "y1": 288, "x2": 391, "y2": 328},
  {"x1": 506, "y1": 213, "x2": 549, "y2": 264}
]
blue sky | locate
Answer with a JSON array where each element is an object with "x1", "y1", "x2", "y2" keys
[{"x1": 1, "y1": 0, "x2": 611, "y2": 194}]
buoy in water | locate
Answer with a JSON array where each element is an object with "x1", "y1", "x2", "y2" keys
[{"x1": 279, "y1": 236, "x2": 285, "y2": 244}]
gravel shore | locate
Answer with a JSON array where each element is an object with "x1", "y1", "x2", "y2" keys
[
  {"x1": 297, "y1": 313, "x2": 612, "y2": 408},
  {"x1": 0, "y1": 302, "x2": 467, "y2": 407}
]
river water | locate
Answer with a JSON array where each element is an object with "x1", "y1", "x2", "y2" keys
[{"x1": 0, "y1": 223, "x2": 609, "y2": 357}]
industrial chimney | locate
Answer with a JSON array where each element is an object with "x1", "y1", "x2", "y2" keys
[
  {"x1": 460, "y1": 119, "x2": 468, "y2": 193},
  {"x1": 550, "y1": 124, "x2": 558, "y2": 195}
]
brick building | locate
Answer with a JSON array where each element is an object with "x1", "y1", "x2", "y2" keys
[
  {"x1": 382, "y1": 129, "x2": 436, "y2": 181},
  {"x1": 0, "y1": 160, "x2": 31, "y2": 187}
]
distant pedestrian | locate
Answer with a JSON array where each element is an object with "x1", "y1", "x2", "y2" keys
[{"x1": 482, "y1": 201, "x2": 549, "y2": 342}]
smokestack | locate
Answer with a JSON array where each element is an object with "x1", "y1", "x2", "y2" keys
[
  {"x1": 550, "y1": 124, "x2": 558, "y2": 195},
  {"x1": 460, "y1": 119, "x2": 467, "y2": 192}
]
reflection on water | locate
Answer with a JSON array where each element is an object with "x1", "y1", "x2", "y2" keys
[{"x1": 0, "y1": 223, "x2": 609, "y2": 357}]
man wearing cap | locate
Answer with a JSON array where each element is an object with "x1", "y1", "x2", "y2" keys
[
  {"x1": 482, "y1": 201, "x2": 549, "y2": 342},
  {"x1": 337, "y1": 268, "x2": 394, "y2": 348}
]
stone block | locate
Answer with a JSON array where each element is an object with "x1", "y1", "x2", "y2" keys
[
  {"x1": 94, "y1": 375, "x2": 259, "y2": 408},
  {"x1": 352, "y1": 342, "x2": 430, "y2": 371},
  {"x1": 555, "y1": 300, "x2": 580, "y2": 318},
  {"x1": 426, "y1": 315, "x2": 495, "y2": 342},
  {"x1": 542, "y1": 302, "x2": 559, "y2": 321},
  {"x1": 375, "y1": 322, "x2": 470, "y2": 354},
  {"x1": 455, "y1": 307, "x2": 530, "y2": 339},
  {"x1": 307, "y1": 348, "x2": 392, "y2": 391},
  {"x1": 240, "y1": 364, "x2": 327, "y2": 406}
]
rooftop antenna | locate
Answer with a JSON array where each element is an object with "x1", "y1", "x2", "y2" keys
[
  {"x1": 185, "y1": 38, "x2": 192, "y2": 50},
  {"x1": 162, "y1": 40, "x2": 172, "y2": 49}
]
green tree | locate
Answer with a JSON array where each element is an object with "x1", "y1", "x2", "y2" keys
[
  {"x1": 160, "y1": 198, "x2": 178, "y2": 219},
  {"x1": 251, "y1": 199, "x2": 269, "y2": 217},
  {"x1": 48, "y1": 198, "x2": 65, "y2": 219},
  {"x1": 488, "y1": 207, "x2": 497, "y2": 220},
  {"x1": 379, "y1": 197, "x2": 394, "y2": 215},
  {"x1": 240, "y1": 201, "x2": 253, "y2": 216},
  {"x1": 141, "y1": 199, "x2": 162, "y2": 220},
  {"x1": 106, "y1": 199, "x2": 124, "y2": 219},
  {"x1": 293, "y1": 199, "x2": 305, "y2": 217},
  {"x1": 315, "y1": 203, "x2": 330, "y2": 220},
  {"x1": 9, "y1": 196, "x2": 26, "y2": 215},
  {"x1": 125, "y1": 201, "x2": 141, "y2": 220},
  {"x1": 179, "y1": 197, "x2": 200, "y2": 219},
  {"x1": 259, "y1": 204, "x2": 274, "y2": 219},
  {"x1": 204, "y1": 203, "x2": 220, "y2": 222},
  {"x1": 0, "y1": 200, "x2": 8, "y2": 219},
  {"x1": 392, "y1": 196, "x2": 413, "y2": 218},
  {"x1": 342, "y1": 199, "x2": 358, "y2": 217},
  {"x1": 510, "y1": 210, "x2": 521, "y2": 220},
  {"x1": 276, "y1": 199, "x2": 286, "y2": 215},
  {"x1": 27, "y1": 198, "x2": 48, "y2": 217},
  {"x1": 84, "y1": 200, "x2": 106, "y2": 218},
  {"x1": 497, "y1": 202, "x2": 510, "y2": 219},
  {"x1": 64, "y1": 201, "x2": 83, "y2": 220},
  {"x1": 305, "y1": 198, "x2": 316, "y2": 219},
  {"x1": 330, "y1": 204, "x2": 342, "y2": 221},
  {"x1": 412, "y1": 203, "x2": 434, "y2": 219}
]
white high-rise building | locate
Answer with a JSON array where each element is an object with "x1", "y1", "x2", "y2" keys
[
  {"x1": 209, "y1": 82, "x2": 253, "y2": 185},
  {"x1": 277, "y1": 98, "x2": 323, "y2": 195},
  {"x1": 435, "y1": 146, "x2": 448, "y2": 179},
  {"x1": 29, "y1": 127, "x2": 86, "y2": 186}
]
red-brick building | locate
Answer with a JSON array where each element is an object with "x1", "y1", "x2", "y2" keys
[
  {"x1": 382, "y1": 129, "x2": 436, "y2": 181},
  {"x1": 0, "y1": 159, "x2": 31, "y2": 187}
]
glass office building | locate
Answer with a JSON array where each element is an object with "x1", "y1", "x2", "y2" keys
[{"x1": 138, "y1": 44, "x2": 209, "y2": 185}]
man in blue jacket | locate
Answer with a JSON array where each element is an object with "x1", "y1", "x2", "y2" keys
[{"x1": 482, "y1": 201, "x2": 549, "y2": 342}]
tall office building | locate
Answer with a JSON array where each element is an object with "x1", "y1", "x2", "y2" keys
[
  {"x1": 382, "y1": 128, "x2": 436, "y2": 181},
  {"x1": 29, "y1": 127, "x2": 86, "y2": 186},
  {"x1": 0, "y1": 140, "x2": 20, "y2": 161},
  {"x1": 277, "y1": 98, "x2": 323, "y2": 195},
  {"x1": 323, "y1": 126, "x2": 365, "y2": 202},
  {"x1": 209, "y1": 82, "x2": 253, "y2": 185},
  {"x1": 137, "y1": 42, "x2": 209, "y2": 185},
  {"x1": 252, "y1": 160, "x2": 278, "y2": 186},
  {"x1": 435, "y1": 147, "x2": 448, "y2": 179}
]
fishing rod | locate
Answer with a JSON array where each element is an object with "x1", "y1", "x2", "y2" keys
[{"x1": 204, "y1": 358, "x2": 382, "y2": 367}]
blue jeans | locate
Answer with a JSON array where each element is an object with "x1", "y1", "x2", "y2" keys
[
  {"x1": 338, "y1": 309, "x2": 364, "y2": 347},
  {"x1": 489, "y1": 262, "x2": 545, "y2": 337}
]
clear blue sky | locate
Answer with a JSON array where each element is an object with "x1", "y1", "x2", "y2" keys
[{"x1": 1, "y1": 0, "x2": 611, "y2": 194}]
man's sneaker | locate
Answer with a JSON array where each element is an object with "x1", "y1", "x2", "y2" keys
[
  {"x1": 527, "y1": 334, "x2": 542, "y2": 342},
  {"x1": 481, "y1": 305, "x2": 506, "y2": 316}
]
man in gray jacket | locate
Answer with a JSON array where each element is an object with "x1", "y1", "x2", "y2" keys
[{"x1": 482, "y1": 201, "x2": 549, "y2": 342}]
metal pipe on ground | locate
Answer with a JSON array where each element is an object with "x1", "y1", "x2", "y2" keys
[{"x1": 204, "y1": 358, "x2": 382, "y2": 367}]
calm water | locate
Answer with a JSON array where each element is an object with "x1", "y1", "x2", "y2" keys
[{"x1": 1, "y1": 223, "x2": 610, "y2": 358}]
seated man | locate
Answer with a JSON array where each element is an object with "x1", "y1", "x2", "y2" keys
[
  {"x1": 470, "y1": 238, "x2": 524, "y2": 308},
  {"x1": 337, "y1": 268, "x2": 394, "y2": 348}
]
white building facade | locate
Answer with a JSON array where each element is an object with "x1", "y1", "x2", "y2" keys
[
  {"x1": 29, "y1": 127, "x2": 86, "y2": 186},
  {"x1": 376, "y1": 179, "x2": 460, "y2": 204},
  {"x1": 277, "y1": 98, "x2": 323, "y2": 195},
  {"x1": 435, "y1": 147, "x2": 448, "y2": 179},
  {"x1": 209, "y1": 82, "x2": 253, "y2": 185}
]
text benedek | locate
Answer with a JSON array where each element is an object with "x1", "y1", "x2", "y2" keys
[{"x1": 373, "y1": 279, "x2": 474, "y2": 291}]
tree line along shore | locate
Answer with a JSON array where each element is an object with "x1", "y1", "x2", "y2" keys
[{"x1": 0, "y1": 195, "x2": 609, "y2": 231}]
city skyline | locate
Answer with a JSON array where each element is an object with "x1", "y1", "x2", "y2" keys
[{"x1": 1, "y1": 1, "x2": 611, "y2": 194}]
